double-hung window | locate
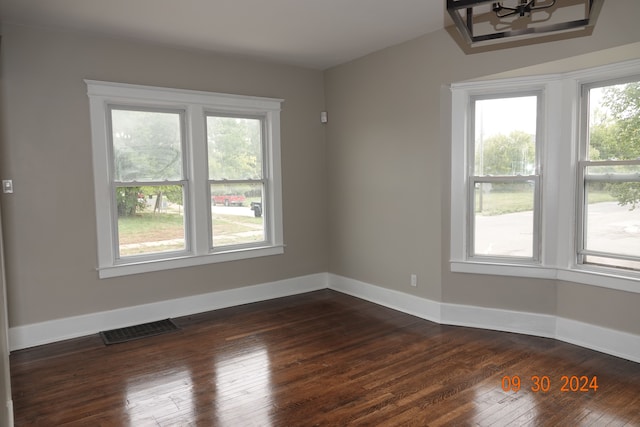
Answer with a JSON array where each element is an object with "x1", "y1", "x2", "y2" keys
[
  {"x1": 578, "y1": 78, "x2": 640, "y2": 271},
  {"x1": 110, "y1": 107, "x2": 188, "y2": 258},
  {"x1": 450, "y1": 59, "x2": 640, "y2": 293},
  {"x1": 469, "y1": 94, "x2": 541, "y2": 261},
  {"x1": 87, "y1": 81, "x2": 284, "y2": 278},
  {"x1": 207, "y1": 114, "x2": 267, "y2": 248}
]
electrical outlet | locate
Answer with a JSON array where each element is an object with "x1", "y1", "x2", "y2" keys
[
  {"x1": 410, "y1": 274, "x2": 417, "y2": 287},
  {"x1": 2, "y1": 180, "x2": 13, "y2": 194}
]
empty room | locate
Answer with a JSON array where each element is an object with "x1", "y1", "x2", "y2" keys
[{"x1": 0, "y1": 0, "x2": 639, "y2": 425}]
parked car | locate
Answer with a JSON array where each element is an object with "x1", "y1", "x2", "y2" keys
[{"x1": 212, "y1": 194, "x2": 246, "y2": 206}]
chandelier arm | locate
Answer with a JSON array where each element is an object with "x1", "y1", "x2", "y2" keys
[
  {"x1": 495, "y1": 9, "x2": 519, "y2": 18},
  {"x1": 493, "y1": 0, "x2": 556, "y2": 18},
  {"x1": 493, "y1": 3, "x2": 519, "y2": 18},
  {"x1": 530, "y1": 0, "x2": 556, "y2": 11}
]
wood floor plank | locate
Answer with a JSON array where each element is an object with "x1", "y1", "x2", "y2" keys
[{"x1": 11, "y1": 290, "x2": 640, "y2": 426}]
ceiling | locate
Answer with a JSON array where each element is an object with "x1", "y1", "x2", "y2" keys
[{"x1": 0, "y1": 0, "x2": 446, "y2": 70}]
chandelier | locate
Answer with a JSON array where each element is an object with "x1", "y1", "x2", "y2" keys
[{"x1": 446, "y1": 0, "x2": 603, "y2": 47}]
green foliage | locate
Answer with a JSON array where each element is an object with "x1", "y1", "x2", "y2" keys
[
  {"x1": 588, "y1": 124, "x2": 614, "y2": 160},
  {"x1": 112, "y1": 111, "x2": 262, "y2": 215},
  {"x1": 603, "y1": 82, "x2": 640, "y2": 158},
  {"x1": 591, "y1": 82, "x2": 640, "y2": 161},
  {"x1": 116, "y1": 187, "x2": 145, "y2": 217},
  {"x1": 118, "y1": 212, "x2": 184, "y2": 242},
  {"x1": 112, "y1": 109, "x2": 184, "y2": 215},
  {"x1": 475, "y1": 186, "x2": 533, "y2": 215},
  {"x1": 112, "y1": 109, "x2": 183, "y2": 181},
  {"x1": 606, "y1": 182, "x2": 640, "y2": 210},
  {"x1": 207, "y1": 117, "x2": 262, "y2": 180},
  {"x1": 140, "y1": 185, "x2": 183, "y2": 205},
  {"x1": 589, "y1": 82, "x2": 640, "y2": 209},
  {"x1": 476, "y1": 130, "x2": 535, "y2": 176}
]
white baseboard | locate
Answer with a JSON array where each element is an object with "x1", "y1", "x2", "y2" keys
[
  {"x1": 6, "y1": 400, "x2": 13, "y2": 427},
  {"x1": 440, "y1": 302, "x2": 557, "y2": 339},
  {"x1": 9, "y1": 272, "x2": 639, "y2": 364},
  {"x1": 556, "y1": 317, "x2": 640, "y2": 364},
  {"x1": 328, "y1": 274, "x2": 640, "y2": 364},
  {"x1": 327, "y1": 274, "x2": 441, "y2": 323},
  {"x1": 9, "y1": 273, "x2": 327, "y2": 351}
]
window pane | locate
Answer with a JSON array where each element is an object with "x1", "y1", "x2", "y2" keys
[
  {"x1": 116, "y1": 185, "x2": 186, "y2": 257},
  {"x1": 111, "y1": 109, "x2": 183, "y2": 182},
  {"x1": 211, "y1": 183, "x2": 264, "y2": 247},
  {"x1": 586, "y1": 164, "x2": 640, "y2": 175},
  {"x1": 584, "y1": 181, "x2": 640, "y2": 260},
  {"x1": 473, "y1": 181, "x2": 534, "y2": 258},
  {"x1": 207, "y1": 116, "x2": 262, "y2": 180},
  {"x1": 474, "y1": 96, "x2": 537, "y2": 176},
  {"x1": 588, "y1": 82, "x2": 640, "y2": 161},
  {"x1": 583, "y1": 255, "x2": 640, "y2": 271}
]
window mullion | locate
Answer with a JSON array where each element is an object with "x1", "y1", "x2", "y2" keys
[
  {"x1": 585, "y1": 174, "x2": 640, "y2": 183},
  {"x1": 576, "y1": 161, "x2": 588, "y2": 266},
  {"x1": 575, "y1": 81, "x2": 591, "y2": 267},
  {"x1": 471, "y1": 175, "x2": 537, "y2": 182},
  {"x1": 532, "y1": 174, "x2": 542, "y2": 262},
  {"x1": 188, "y1": 105, "x2": 210, "y2": 256},
  {"x1": 113, "y1": 180, "x2": 187, "y2": 186}
]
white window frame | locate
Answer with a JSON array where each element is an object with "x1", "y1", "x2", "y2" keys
[
  {"x1": 86, "y1": 80, "x2": 284, "y2": 278},
  {"x1": 108, "y1": 105, "x2": 191, "y2": 261},
  {"x1": 206, "y1": 112, "x2": 271, "y2": 252},
  {"x1": 467, "y1": 92, "x2": 543, "y2": 263},
  {"x1": 450, "y1": 59, "x2": 640, "y2": 294},
  {"x1": 577, "y1": 77, "x2": 640, "y2": 273}
]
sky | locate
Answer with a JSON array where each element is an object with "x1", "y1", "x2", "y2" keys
[{"x1": 474, "y1": 95, "x2": 538, "y2": 140}]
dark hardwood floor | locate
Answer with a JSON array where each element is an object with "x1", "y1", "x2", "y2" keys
[{"x1": 10, "y1": 290, "x2": 640, "y2": 426}]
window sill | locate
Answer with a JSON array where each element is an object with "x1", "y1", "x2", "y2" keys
[
  {"x1": 98, "y1": 245, "x2": 285, "y2": 279},
  {"x1": 451, "y1": 261, "x2": 557, "y2": 279},
  {"x1": 450, "y1": 261, "x2": 640, "y2": 294}
]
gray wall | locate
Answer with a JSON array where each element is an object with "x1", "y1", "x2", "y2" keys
[
  {"x1": 1, "y1": 1, "x2": 640, "y2": 340},
  {"x1": 0, "y1": 23, "x2": 328, "y2": 327},
  {"x1": 0, "y1": 206, "x2": 12, "y2": 427},
  {"x1": 324, "y1": 0, "x2": 640, "y2": 334}
]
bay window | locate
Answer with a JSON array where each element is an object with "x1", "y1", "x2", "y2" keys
[{"x1": 450, "y1": 60, "x2": 640, "y2": 293}]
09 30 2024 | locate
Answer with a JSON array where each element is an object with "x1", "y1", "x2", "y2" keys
[{"x1": 501, "y1": 375, "x2": 598, "y2": 393}]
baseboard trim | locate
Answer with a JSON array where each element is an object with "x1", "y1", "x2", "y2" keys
[
  {"x1": 327, "y1": 274, "x2": 441, "y2": 323},
  {"x1": 6, "y1": 399, "x2": 13, "y2": 427},
  {"x1": 440, "y1": 302, "x2": 557, "y2": 339},
  {"x1": 328, "y1": 274, "x2": 639, "y2": 364},
  {"x1": 9, "y1": 273, "x2": 327, "y2": 351},
  {"x1": 9, "y1": 272, "x2": 639, "y2": 364},
  {"x1": 556, "y1": 317, "x2": 640, "y2": 364}
]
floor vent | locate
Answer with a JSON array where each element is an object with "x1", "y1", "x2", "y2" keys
[{"x1": 100, "y1": 319, "x2": 180, "y2": 345}]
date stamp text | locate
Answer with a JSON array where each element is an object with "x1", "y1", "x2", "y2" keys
[{"x1": 501, "y1": 375, "x2": 598, "y2": 393}]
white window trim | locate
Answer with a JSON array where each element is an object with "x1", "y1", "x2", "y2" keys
[
  {"x1": 450, "y1": 59, "x2": 640, "y2": 294},
  {"x1": 467, "y1": 91, "x2": 544, "y2": 263},
  {"x1": 86, "y1": 80, "x2": 284, "y2": 278}
]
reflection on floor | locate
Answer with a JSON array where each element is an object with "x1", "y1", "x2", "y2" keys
[{"x1": 10, "y1": 290, "x2": 640, "y2": 426}]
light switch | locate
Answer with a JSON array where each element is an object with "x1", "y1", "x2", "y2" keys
[{"x1": 2, "y1": 180, "x2": 13, "y2": 194}]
